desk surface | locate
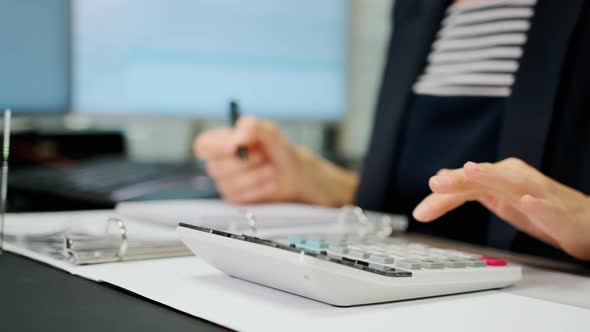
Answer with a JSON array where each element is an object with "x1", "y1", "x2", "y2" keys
[
  {"x1": 3, "y1": 249, "x2": 590, "y2": 332},
  {"x1": 3, "y1": 211, "x2": 590, "y2": 332},
  {"x1": 0, "y1": 252, "x2": 229, "y2": 332}
]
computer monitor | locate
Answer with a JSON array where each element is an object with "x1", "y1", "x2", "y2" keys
[
  {"x1": 0, "y1": 0, "x2": 70, "y2": 114},
  {"x1": 72, "y1": 0, "x2": 349, "y2": 121}
]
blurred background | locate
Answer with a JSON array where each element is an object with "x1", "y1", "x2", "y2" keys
[{"x1": 0, "y1": 0, "x2": 393, "y2": 211}]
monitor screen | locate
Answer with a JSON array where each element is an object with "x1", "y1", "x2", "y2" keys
[
  {"x1": 0, "y1": 0, "x2": 70, "y2": 114},
  {"x1": 72, "y1": 0, "x2": 349, "y2": 121}
]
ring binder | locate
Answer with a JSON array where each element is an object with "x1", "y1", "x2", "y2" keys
[
  {"x1": 60, "y1": 216, "x2": 191, "y2": 265},
  {"x1": 16, "y1": 203, "x2": 407, "y2": 265},
  {"x1": 106, "y1": 217, "x2": 129, "y2": 259}
]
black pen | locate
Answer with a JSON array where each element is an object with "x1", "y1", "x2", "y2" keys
[{"x1": 229, "y1": 100, "x2": 248, "y2": 160}]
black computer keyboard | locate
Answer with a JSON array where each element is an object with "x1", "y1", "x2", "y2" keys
[{"x1": 9, "y1": 157, "x2": 218, "y2": 208}]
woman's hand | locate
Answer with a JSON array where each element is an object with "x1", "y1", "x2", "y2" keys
[
  {"x1": 194, "y1": 116, "x2": 359, "y2": 206},
  {"x1": 413, "y1": 158, "x2": 590, "y2": 261}
]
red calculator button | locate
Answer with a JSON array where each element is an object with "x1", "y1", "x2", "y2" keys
[{"x1": 480, "y1": 256, "x2": 507, "y2": 266}]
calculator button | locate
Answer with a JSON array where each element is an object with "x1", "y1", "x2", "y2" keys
[
  {"x1": 463, "y1": 260, "x2": 487, "y2": 267},
  {"x1": 389, "y1": 254, "x2": 409, "y2": 261},
  {"x1": 367, "y1": 249, "x2": 387, "y2": 255},
  {"x1": 304, "y1": 239, "x2": 328, "y2": 247},
  {"x1": 327, "y1": 250, "x2": 348, "y2": 259},
  {"x1": 287, "y1": 236, "x2": 306, "y2": 246},
  {"x1": 368, "y1": 262, "x2": 390, "y2": 271},
  {"x1": 297, "y1": 239, "x2": 329, "y2": 253},
  {"x1": 368, "y1": 254, "x2": 394, "y2": 265},
  {"x1": 429, "y1": 255, "x2": 450, "y2": 261},
  {"x1": 327, "y1": 245, "x2": 349, "y2": 254},
  {"x1": 405, "y1": 255, "x2": 428, "y2": 261},
  {"x1": 418, "y1": 260, "x2": 445, "y2": 269},
  {"x1": 451, "y1": 251, "x2": 480, "y2": 259},
  {"x1": 326, "y1": 238, "x2": 348, "y2": 246},
  {"x1": 347, "y1": 245, "x2": 365, "y2": 251},
  {"x1": 395, "y1": 260, "x2": 422, "y2": 270},
  {"x1": 441, "y1": 260, "x2": 467, "y2": 268},
  {"x1": 480, "y1": 256, "x2": 507, "y2": 266},
  {"x1": 348, "y1": 249, "x2": 370, "y2": 260}
]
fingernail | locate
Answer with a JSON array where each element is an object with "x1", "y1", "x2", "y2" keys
[{"x1": 412, "y1": 202, "x2": 431, "y2": 221}]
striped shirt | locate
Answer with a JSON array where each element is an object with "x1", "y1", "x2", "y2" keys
[{"x1": 413, "y1": 0, "x2": 537, "y2": 97}]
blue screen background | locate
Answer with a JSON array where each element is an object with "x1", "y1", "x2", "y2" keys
[{"x1": 72, "y1": 0, "x2": 349, "y2": 120}]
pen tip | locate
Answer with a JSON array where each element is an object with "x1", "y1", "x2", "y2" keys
[{"x1": 229, "y1": 100, "x2": 240, "y2": 126}]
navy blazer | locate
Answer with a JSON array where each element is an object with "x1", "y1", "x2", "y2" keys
[{"x1": 356, "y1": 0, "x2": 590, "y2": 265}]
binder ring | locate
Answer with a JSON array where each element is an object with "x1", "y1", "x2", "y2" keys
[
  {"x1": 380, "y1": 215, "x2": 394, "y2": 237},
  {"x1": 338, "y1": 205, "x2": 369, "y2": 225},
  {"x1": 107, "y1": 217, "x2": 128, "y2": 259},
  {"x1": 226, "y1": 209, "x2": 258, "y2": 235},
  {"x1": 244, "y1": 210, "x2": 257, "y2": 235}
]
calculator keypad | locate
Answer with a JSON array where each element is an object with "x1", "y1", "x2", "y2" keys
[{"x1": 287, "y1": 235, "x2": 502, "y2": 273}]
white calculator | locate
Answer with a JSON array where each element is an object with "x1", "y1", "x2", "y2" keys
[{"x1": 178, "y1": 223, "x2": 521, "y2": 307}]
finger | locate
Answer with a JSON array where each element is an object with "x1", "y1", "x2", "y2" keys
[
  {"x1": 436, "y1": 168, "x2": 452, "y2": 175},
  {"x1": 217, "y1": 165, "x2": 275, "y2": 199},
  {"x1": 205, "y1": 150, "x2": 265, "y2": 179},
  {"x1": 415, "y1": 188, "x2": 561, "y2": 248},
  {"x1": 429, "y1": 168, "x2": 471, "y2": 193},
  {"x1": 193, "y1": 128, "x2": 236, "y2": 160},
  {"x1": 430, "y1": 159, "x2": 546, "y2": 200},
  {"x1": 233, "y1": 116, "x2": 281, "y2": 146},
  {"x1": 413, "y1": 192, "x2": 476, "y2": 222},
  {"x1": 233, "y1": 117, "x2": 286, "y2": 163},
  {"x1": 463, "y1": 160, "x2": 546, "y2": 198},
  {"x1": 430, "y1": 168, "x2": 526, "y2": 222}
]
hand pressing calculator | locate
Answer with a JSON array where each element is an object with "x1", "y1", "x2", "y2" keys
[{"x1": 178, "y1": 223, "x2": 521, "y2": 306}]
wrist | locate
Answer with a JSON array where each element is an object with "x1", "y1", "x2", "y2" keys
[{"x1": 295, "y1": 146, "x2": 359, "y2": 207}]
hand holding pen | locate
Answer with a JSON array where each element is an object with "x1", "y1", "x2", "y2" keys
[
  {"x1": 195, "y1": 105, "x2": 291, "y2": 203},
  {"x1": 193, "y1": 102, "x2": 359, "y2": 206}
]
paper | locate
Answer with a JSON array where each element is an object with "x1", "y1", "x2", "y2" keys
[
  {"x1": 115, "y1": 199, "x2": 407, "y2": 231},
  {"x1": 85, "y1": 256, "x2": 590, "y2": 332}
]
